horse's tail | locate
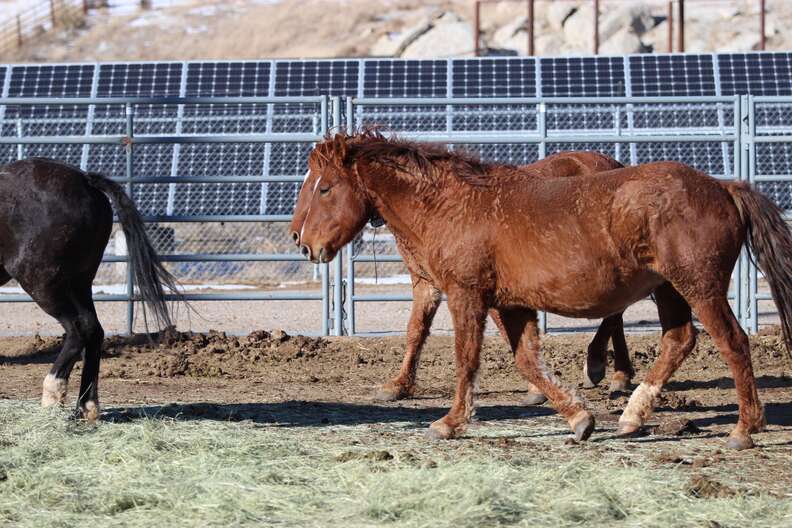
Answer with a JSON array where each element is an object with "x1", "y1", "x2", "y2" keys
[
  {"x1": 83, "y1": 171, "x2": 179, "y2": 330},
  {"x1": 725, "y1": 181, "x2": 792, "y2": 355}
]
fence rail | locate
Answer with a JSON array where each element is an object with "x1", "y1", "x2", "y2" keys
[
  {"x1": 0, "y1": 0, "x2": 86, "y2": 57},
  {"x1": 0, "y1": 94, "x2": 789, "y2": 336}
]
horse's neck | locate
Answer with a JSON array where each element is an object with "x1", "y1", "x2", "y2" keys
[{"x1": 358, "y1": 164, "x2": 434, "y2": 246}]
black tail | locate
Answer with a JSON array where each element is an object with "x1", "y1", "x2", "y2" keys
[
  {"x1": 83, "y1": 171, "x2": 179, "y2": 330},
  {"x1": 726, "y1": 182, "x2": 792, "y2": 356}
]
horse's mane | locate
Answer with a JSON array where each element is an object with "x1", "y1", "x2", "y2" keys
[{"x1": 330, "y1": 128, "x2": 495, "y2": 187}]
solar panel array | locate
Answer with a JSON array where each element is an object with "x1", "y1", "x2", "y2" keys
[{"x1": 1, "y1": 52, "x2": 791, "y2": 218}]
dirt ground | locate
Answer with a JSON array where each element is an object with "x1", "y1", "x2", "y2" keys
[{"x1": 1, "y1": 325, "x2": 791, "y2": 496}]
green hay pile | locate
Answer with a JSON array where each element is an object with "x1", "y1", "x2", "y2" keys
[{"x1": 0, "y1": 401, "x2": 789, "y2": 527}]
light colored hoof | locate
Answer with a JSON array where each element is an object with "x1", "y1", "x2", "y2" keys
[
  {"x1": 372, "y1": 383, "x2": 411, "y2": 402},
  {"x1": 582, "y1": 361, "x2": 606, "y2": 388},
  {"x1": 522, "y1": 392, "x2": 548, "y2": 406},
  {"x1": 41, "y1": 374, "x2": 67, "y2": 407},
  {"x1": 426, "y1": 419, "x2": 457, "y2": 440},
  {"x1": 570, "y1": 411, "x2": 595, "y2": 442},
  {"x1": 80, "y1": 401, "x2": 100, "y2": 424},
  {"x1": 609, "y1": 373, "x2": 631, "y2": 393},
  {"x1": 726, "y1": 432, "x2": 754, "y2": 451},
  {"x1": 617, "y1": 420, "x2": 643, "y2": 437}
]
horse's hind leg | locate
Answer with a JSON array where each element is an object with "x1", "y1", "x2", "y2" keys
[
  {"x1": 497, "y1": 306, "x2": 595, "y2": 441},
  {"x1": 690, "y1": 297, "x2": 764, "y2": 450},
  {"x1": 72, "y1": 285, "x2": 104, "y2": 422},
  {"x1": 0, "y1": 266, "x2": 10, "y2": 285},
  {"x1": 375, "y1": 278, "x2": 441, "y2": 401},
  {"x1": 33, "y1": 295, "x2": 85, "y2": 408},
  {"x1": 608, "y1": 314, "x2": 634, "y2": 392},
  {"x1": 490, "y1": 309, "x2": 547, "y2": 405},
  {"x1": 619, "y1": 283, "x2": 696, "y2": 436},
  {"x1": 582, "y1": 313, "x2": 634, "y2": 391}
]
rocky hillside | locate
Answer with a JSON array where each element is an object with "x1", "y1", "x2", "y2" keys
[{"x1": 1, "y1": 0, "x2": 789, "y2": 63}]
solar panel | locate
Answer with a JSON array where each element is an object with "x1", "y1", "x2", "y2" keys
[
  {"x1": 274, "y1": 60, "x2": 358, "y2": 97},
  {"x1": 450, "y1": 58, "x2": 537, "y2": 139},
  {"x1": 358, "y1": 60, "x2": 448, "y2": 132},
  {"x1": 718, "y1": 52, "x2": 792, "y2": 96},
  {"x1": 541, "y1": 57, "x2": 626, "y2": 134},
  {"x1": 4, "y1": 64, "x2": 95, "y2": 166},
  {"x1": 630, "y1": 54, "x2": 716, "y2": 96}
]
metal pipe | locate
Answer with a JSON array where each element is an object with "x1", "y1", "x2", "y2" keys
[
  {"x1": 678, "y1": 0, "x2": 685, "y2": 52},
  {"x1": 593, "y1": 0, "x2": 600, "y2": 55},
  {"x1": 125, "y1": 103, "x2": 135, "y2": 334},
  {"x1": 760, "y1": 0, "x2": 766, "y2": 51},
  {"x1": 667, "y1": 1, "x2": 674, "y2": 52},
  {"x1": 474, "y1": 0, "x2": 481, "y2": 56},
  {"x1": 527, "y1": 0, "x2": 535, "y2": 56}
]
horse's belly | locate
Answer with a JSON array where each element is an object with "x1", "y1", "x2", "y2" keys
[{"x1": 497, "y1": 266, "x2": 663, "y2": 318}]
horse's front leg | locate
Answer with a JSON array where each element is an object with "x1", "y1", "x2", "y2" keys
[
  {"x1": 375, "y1": 277, "x2": 442, "y2": 401},
  {"x1": 498, "y1": 306, "x2": 595, "y2": 441},
  {"x1": 426, "y1": 288, "x2": 487, "y2": 440}
]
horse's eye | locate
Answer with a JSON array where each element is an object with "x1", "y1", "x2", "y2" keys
[{"x1": 319, "y1": 187, "x2": 331, "y2": 196}]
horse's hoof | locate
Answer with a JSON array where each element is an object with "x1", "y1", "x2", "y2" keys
[
  {"x1": 609, "y1": 376, "x2": 631, "y2": 393},
  {"x1": 372, "y1": 383, "x2": 410, "y2": 402},
  {"x1": 426, "y1": 420, "x2": 456, "y2": 440},
  {"x1": 617, "y1": 420, "x2": 643, "y2": 438},
  {"x1": 570, "y1": 411, "x2": 595, "y2": 442},
  {"x1": 523, "y1": 392, "x2": 548, "y2": 406},
  {"x1": 41, "y1": 374, "x2": 67, "y2": 407},
  {"x1": 80, "y1": 401, "x2": 100, "y2": 424},
  {"x1": 583, "y1": 362, "x2": 606, "y2": 388},
  {"x1": 726, "y1": 433, "x2": 754, "y2": 451}
]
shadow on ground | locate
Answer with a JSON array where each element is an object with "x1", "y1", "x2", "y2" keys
[{"x1": 103, "y1": 400, "x2": 557, "y2": 428}]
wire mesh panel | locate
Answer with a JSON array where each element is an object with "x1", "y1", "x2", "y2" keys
[{"x1": 753, "y1": 99, "x2": 792, "y2": 211}]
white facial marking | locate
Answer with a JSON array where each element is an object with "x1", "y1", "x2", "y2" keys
[{"x1": 299, "y1": 175, "x2": 323, "y2": 242}]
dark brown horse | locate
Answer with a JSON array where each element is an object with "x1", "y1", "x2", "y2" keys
[
  {"x1": 295, "y1": 130, "x2": 792, "y2": 450},
  {"x1": 291, "y1": 150, "x2": 634, "y2": 403},
  {"x1": 0, "y1": 158, "x2": 178, "y2": 420}
]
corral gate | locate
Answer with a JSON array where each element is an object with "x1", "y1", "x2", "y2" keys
[{"x1": 0, "y1": 93, "x2": 788, "y2": 335}]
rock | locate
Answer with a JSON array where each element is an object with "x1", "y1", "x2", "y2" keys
[
  {"x1": 600, "y1": 3, "x2": 655, "y2": 41},
  {"x1": 547, "y1": 1, "x2": 579, "y2": 32},
  {"x1": 654, "y1": 418, "x2": 702, "y2": 437},
  {"x1": 600, "y1": 27, "x2": 646, "y2": 55},
  {"x1": 641, "y1": 19, "x2": 670, "y2": 52},
  {"x1": 370, "y1": 19, "x2": 432, "y2": 57},
  {"x1": 535, "y1": 33, "x2": 566, "y2": 56},
  {"x1": 562, "y1": 3, "x2": 594, "y2": 50},
  {"x1": 498, "y1": 29, "x2": 530, "y2": 55},
  {"x1": 492, "y1": 16, "x2": 527, "y2": 49},
  {"x1": 715, "y1": 30, "x2": 762, "y2": 52},
  {"x1": 401, "y1": 21, "x2": 474, "y2": 58}
]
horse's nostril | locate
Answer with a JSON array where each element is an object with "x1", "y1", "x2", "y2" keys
[
  {"x1": 291, "y1": 231, "x2": 299, "y2": 244},
  {"x1": 300, "y1": 245, "x2": 310, "y2": 258}
]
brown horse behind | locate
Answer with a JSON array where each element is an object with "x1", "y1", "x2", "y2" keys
[
  {"x1": 296, "y1": 130, "x2": 792, "y2": 450},
  {"x1": 291, "y1": 149, "x2": 634, "y2": 403}
]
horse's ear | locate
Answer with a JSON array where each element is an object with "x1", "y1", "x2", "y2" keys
[{"x1": 333, "y1": 133, "x2": 350, "y2": 166}]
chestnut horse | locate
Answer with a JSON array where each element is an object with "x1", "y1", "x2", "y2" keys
[
  {"x1": 296, "y1": 130, "x2": 792, "y2": 450},
  {"x1": 0, "y1": 158, "x2": 178, "y2": 420},
  {"x1": 291, "y1": 150, "x2": 634, "y2": 402}
]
